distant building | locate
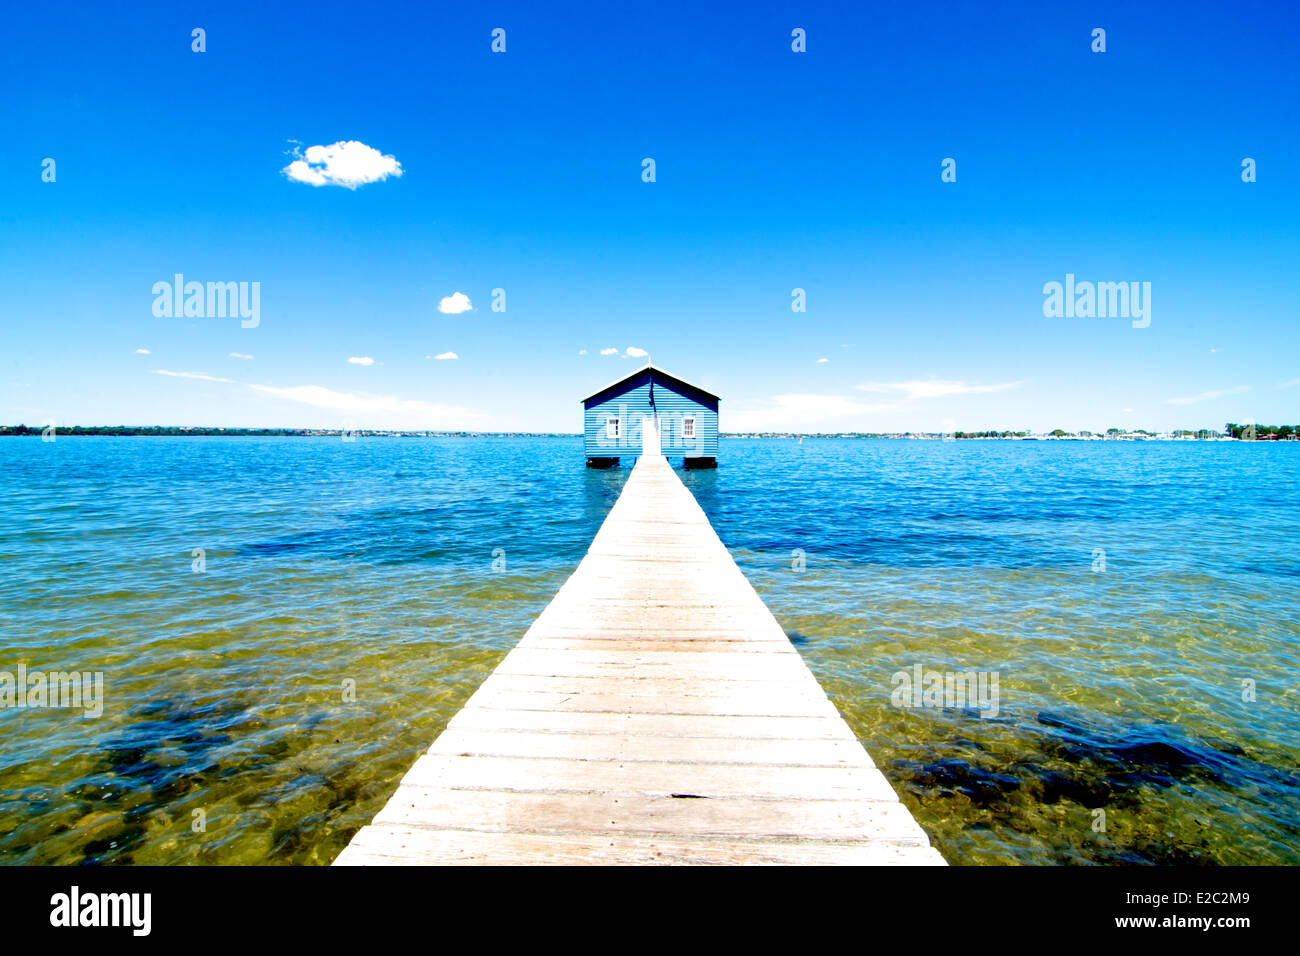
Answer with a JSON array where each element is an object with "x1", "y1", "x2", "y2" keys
[{"x1": 581, "y1": 363, "x2": 719, "y2": 468}]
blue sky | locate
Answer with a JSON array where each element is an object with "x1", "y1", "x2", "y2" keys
[{"x1": 2, "y1": 0, "x2": 1297, "y2": 432}]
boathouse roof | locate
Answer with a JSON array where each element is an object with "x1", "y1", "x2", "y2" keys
[{"x1": 580, "y1": 363, "x2": 721, "y2": 405}]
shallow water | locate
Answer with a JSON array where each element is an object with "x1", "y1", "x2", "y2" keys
[{"x1": 1, "y1": 437, "x2": 1296, "y2": 864}]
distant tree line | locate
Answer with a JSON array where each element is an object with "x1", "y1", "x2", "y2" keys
[
  {"x1": 1224, "y1": 423, "x2": 1297, "y2": 439},
  {"x1": 0, "y1": 424, "x2": 310, "y2": 436},
  {"x1": 0, "y1": 425, "x2": 575, "y2": 437},
  {"x1": 8, "y1": 423, "x2": 1295, "y2": 439}
]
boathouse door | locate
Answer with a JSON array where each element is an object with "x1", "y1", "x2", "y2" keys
[{"x1": 640, "y1": 416, "x2": 661, "y2": 456}]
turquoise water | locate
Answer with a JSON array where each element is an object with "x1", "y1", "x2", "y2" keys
[{"x1": 1, "y1": 437, "x2": 1297, "y2": 864}]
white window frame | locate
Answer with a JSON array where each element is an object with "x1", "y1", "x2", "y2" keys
[
  {"x1": 605, "y1": 416, "x2": 621, "y2": 439},
  {"x1": 682, "y1": 416, "x2": 696, "y2": 440}
]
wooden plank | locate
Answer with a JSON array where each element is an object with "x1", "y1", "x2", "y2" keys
[
  {"x1": 370, "y1": 789, "x2": 932, "y2": 843},
  {"x1": 490, "y1": 653, "x2": 822, "y2": 682},
  {"x1": 456, "y1": 690, "x2": 845, "y2": 719},
  {"x1": 523, "y1": 638, "x2": 795, "y2": 653},
  {"x1": 334, "y1": 826, "x2": 947, "y2": 866},
  {"x1": 447, "y1": 709, "x2": 859, "y2": 741},
  {"x1": 394, "y1": 754, "x2": 898, "y2": 799},
  {"x1": 335, "y1": 455, "x2": 944, "y2": 866},
  {"x1": 464, "y1": 672, "x2": 836, "y2": 702},
  {"x1": 425, "y1": 728, "x2": 875, "y2": 766}
]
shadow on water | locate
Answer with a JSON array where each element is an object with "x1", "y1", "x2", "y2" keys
[
  {"x1": 2, "y1": 695, "x2": 374, "y2": 865},
  {"x1": 238, "y1": 502, "x2": 499, "y2": 565},
  {"x1": 893, "y1": 708, "x2": 1300, "y2": 864},
  {"x1": 238, "y1": 474, "x2": 632, "y2": 569},
  {"x1": 683, "y1": 472, "x2": 1075, "y2": 570},
  {"x1": 678, "y1": 465, "x2": 719, "y2": 511},
  {"x1": 67, "y1": 697, "x2": 256, "y2": 863},
  {"x1": 581, "y1": 465, "x2": 630, "y2": 526}
]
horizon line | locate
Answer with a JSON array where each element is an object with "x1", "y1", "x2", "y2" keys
[{"x1": 3, "y1": 424, "x2": 1289, "y2": 439}]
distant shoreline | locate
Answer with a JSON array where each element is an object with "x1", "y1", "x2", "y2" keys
[{"x1": 3, "y1": 425, "x2": 1294, "y2": 441}]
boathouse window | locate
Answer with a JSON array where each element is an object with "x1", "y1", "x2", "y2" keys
[
  {"x1": 682, "y1": 416, "x2": 696, "y2": 440},
  {"x1": 606, "y1": 416, "x2": 620, "y2": 439}
]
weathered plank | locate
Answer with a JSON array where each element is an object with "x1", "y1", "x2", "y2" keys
[
  {"x1": 424, "y1": 728, "x2": 878, "y2": 766},
  {"x1": 340, "y1": 826, "x2": 946, "y2": 866},
  {"x1": 334, "y1": 455, "x2": 944, "y2": 866},
  {"x1": 446, "y1": 709, "x2": 857, "y2": 740},
  {"x1": 393, "y1": 754, "x2": 900, "y2": 799},
  {"x1": 370, "y1": 790, "x2": 931, "y2": 843}
]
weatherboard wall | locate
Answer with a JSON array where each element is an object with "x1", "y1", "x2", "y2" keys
[{"x1": 583, "y1": 371, "x2": 719, "y2": 458}]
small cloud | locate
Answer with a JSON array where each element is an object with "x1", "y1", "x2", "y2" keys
[
  {"x1": 135, "y1": 348, "x2": 151, "y2": 355},
  {"x1": 600, "y1": 348, "x2": 619, "y2": 356},
  {"x1": 857, "y1": 379, "x2": 1023, "y2": 400},
  {"x1": 816, "y1": 358, "x2": 828, "y2": 363},
  {"x1": 1280, "y1": 378, "x2": 1300, "y2": 389},
  {"x1": 229, "y1": 352, "x2": 254, "y2": 360},
  {"x1": 626, "y1": 346, "x2": 648, "y2": 358},
  {"x1": 727, "y1": 393, "x2": 895, "y2": 431},
  {"x1": 347, "y1": 356, "x2": 375, "y2": 366},
  {"x1": 438, "y1": 292, "x2": 473, "y2": 314},
  {"x1": 578, "y1": 349, "x2": 588, "y2": 355},
  {"x1": 1165, "y1": 385, "x2": 1250, "y2": 406},
  {"x1": 153, "y1": 369, "x2": 234, "y2": 383},
  {"x1": 282, "y1": 140, "x2": 402, "y2": 189},
  {"x1": 249, "y1": 383, "x2": 485, "y2": 429},
  {"x1": 434, "y1": 351, "x2": 458, "y2": 360}
]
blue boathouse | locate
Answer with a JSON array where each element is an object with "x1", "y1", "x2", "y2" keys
[{"x1": 581, "y1": 363, "x2": 719, "y2": 468}]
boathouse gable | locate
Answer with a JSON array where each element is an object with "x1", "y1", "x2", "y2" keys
[{"x1": 581, "y1": 364, "x2": 719, "y2": 466}]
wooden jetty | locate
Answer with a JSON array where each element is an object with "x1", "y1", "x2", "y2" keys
[{"x1": 334, "y1": 455, "x2": 945, "y2": 865}]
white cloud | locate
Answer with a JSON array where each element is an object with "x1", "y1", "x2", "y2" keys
[
  {"x1": 625, "y1": 346, "x2": 648, "y2": 358},
  {"x1": 249, "y1": 383, "x2": 485, "y2": 429},
  {"x1": 1280, "y1": 379, "x2": 1300, "y2": 389},
  {"x1": 1165, "y1": 386, "x2": 1250, "y2": 405},
  {"x1": 578, "y1": 349, "x2": 588, "y2": 355},
  {"x1": 434, "y1": 351, "x2": 458, "y2": 360},
  {"x1": 135, "y1": 348, "x2": 151, "y2": 355},
  {"x1": 347, "y1": 356, "x2": 375, "y2": 366},
  {"x1": 438, "y1": 292, "x2": 472, "y2": 314},
  {"x1": 727, "y1": 393, "x2": 895, "y2": 431},
  {"x1": 229, "y1": 352, "x2": 254, "y2": 360},
  {"x1": 153, "y1": 367, "x2": 496, "y2": 429},
  {"x1": 153, "y1": 369, "x2": 234, "y2": 383},
  {"x1": 282, "y1": 140, "x2": 402, "y2": 189},
  {"x1": 600, "y1": 348, "x2": 619, "y2": 356},
  {"x1": 816, "y1": 358, "x2": 828, "y2": 363},
  {"x1": 729, "y1": 378, "x2": 1026, "y2": 432},
  {"x1": 857, "y1": 379, "x2": 1024, "y2": 400}
]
